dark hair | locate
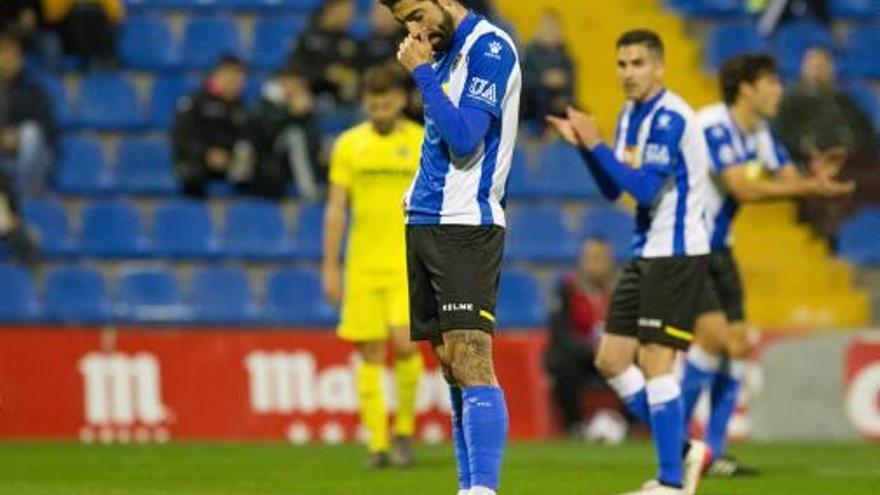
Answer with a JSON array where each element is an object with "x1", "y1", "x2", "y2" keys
[
  {"x1": 215, "y1": 54, "x2": 245, "y2": 71},
  {"x1": 363, "y1": 62, "x2": 409, "y2": 94},
  {"x1": 720, "y1": 53, "x2": 778, "y2": 105},
  {"x1": 275, "y1": 66, "x2": 308, "y2": 82},
  {"x1": 0, "y1": 31, "x2": 22, "y2": 49},
  {"x1": 616, "y1": 29, "x2": 664, "y2": 59}
]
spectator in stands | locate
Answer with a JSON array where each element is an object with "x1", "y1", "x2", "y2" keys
[
  {"x1": 249, "y1": 68, "x2": 324, "y2": 200},
  {"x1": 0, "y1": 171, "x2": 39, "y2": 271},
  {"x1": 43, "y1": 0, "x2": 124, "y2": 69},
  {"x1": 0, "y1": 31, "x2": 57, "y2": 195},
  {"x1": 0, "y1": 0, "x2": 61, "y2": 68},
  {"x1": 754, "y1": 0, "x2": 831, "y2": 35},
  {"x1": 171, "y1": 56, "x2": 253, "y2": 198},
  {"x1": 359, "y1": 2, "x2": 405, "y2": 69},
  {"x1": 543, "y1": 238, "x2": 616, "y2": 438},
  {"x1": 522, "y1": 10, "x2": 576, "y2": 133},
  {"x1": 288, "y1": 0, "x2": 360, "y2": 107}
]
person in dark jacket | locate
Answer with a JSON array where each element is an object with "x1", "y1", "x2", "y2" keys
[
  {"x1": 544, "y1": 238, "x2": 615, "y2": 437},
  {"x1": 0, "y1": 31, "x2": 57, "y2": 195},
  {"x1": 287, "y1": 0, "x2": 360, "y2": 107},
  {"x1": 522, "y1": 10, "x2": 576, "y2": 131},
  {"x1": 171, "y1": 56, "x2": 253, "y2": 198},
  {"x1": 249, "y1": 68, "x2": 323, "y2": 200}
]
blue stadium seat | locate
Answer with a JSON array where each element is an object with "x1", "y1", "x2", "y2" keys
[
  {"x1": 21, "y1": 198, "x2": 77, "y2": 257},
  {"x1": 222, "y1": 200, "x2": 292, "y2": 258},
  {"x1": 667, "y1": 0, "x2": 748, "y2": 18},
  {"x1": 191, "y1": 266, "x2": 256, "y2": 323},
  {"x1": 118, "y1": 15, "x2": 179, "y2": 70},
  {"x1": 838, "y1": 206, "x2": 880, "y2": 266},
  {"x1": 773, "y1": 22, "x2": 834, "y2": 79},
  {"x1": 706, "y1": 24, "x2": 765, "y2": 71},
  {"x1": 142, "y1": 0, "x2": 219, "y2": 10},
  {"x1": 845, "y1": 26, "x2": 880, "y2": 78},
  {"x1": 152, "y1": 200, "x2": 218, "y2": 258},
  {"x1": 244, "y1": 75, "x2": 267, "y2": 105},
  {"x1": 251, "y1": 17, "x2": 305, "y2": 71},
  {"x1": 830, "y1": 0, "x2": 877, "y2": 17},
  {"x1": 505, "y1": 147, "x2": 541, "y2": 200},
  {"x1": 76, "y1": 73, "x2": 143, "y2": 129},
  {"x1": 116, "y1": 268, "x2": 188, "y2": 323},
  {"x1": 181, "y1": 17, "x2": 241, "y2": 70},
  {"x1": 581, "y1": 206, "x2": 634, "y2": 261},
  {"x1": 496, "y1": 270, "x2": 544, "y2": 328},
  {"x1": 276, "y1": 0, "x2": 322, "y2": 13},
  {"x1": 32, "y1": 73, "x2": 73, "y2": 128},
  {"x1": 265, "y1": 268, "x2": 337, "y2": 325},
  {"x1": 53, "y1": 137, "x2": 114, "y2": 194},
  {"x1": 80, "y1": 201, "x2": 148, "y2": 257},
  {"x1": 348, "y1": 17, "x2": 373, "y2": 40},
  {"x1": 292, "y1": 202, "x2": 324, "y2": 260},
  {"x1": 0, "y1": 266, "x2": 40, "y2": 322},
  {"x1": 44, "y1": 266, "x2": 112, "y2": 323},
  {"x1": 148, "y1": 75, "x2": 195, "y2": 129},
  {"x1": 537, "y1": 141, "x2": 601, "y2": 199},
  {"x1": 116, "y1": 138, "x2": 178, "y2": 194},
  {"x1": 506, "y1": 206, "x2": 577, "y2": 263}
]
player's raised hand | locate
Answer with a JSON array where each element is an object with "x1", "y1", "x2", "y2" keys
[
  {"x1": 815, "y1": 176, "x2": 856, "y2": 198},
  {"x1": 397, "y1": 31, "x2": 433, "y2": 73},
  {"x1": 808, "y1": 146, "x2": 849, "y2": 179},
  {"x1": 545, "y1": 115, "x2": 579, "y2": 146},
  {"x1": 566, "y1": 106, "x2": 603, "y2": 150}
]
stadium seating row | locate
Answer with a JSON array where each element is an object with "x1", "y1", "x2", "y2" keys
[
  {"x1": 668, "y1": 0, "x2": 877, "y2": 20},
  {"x1": 0, "y1": 265, "x2": 545, "y2": 327},
  {"x1": 838, "y1": 205, "x2": 880, "y2": 266},
  {"x1": 20, "y1": 198, "x2": 634, "y2": 262}
]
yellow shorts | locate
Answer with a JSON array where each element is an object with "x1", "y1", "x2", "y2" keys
[{"x1": 337, "y1": 270, "x2": 409, "y2": 342}]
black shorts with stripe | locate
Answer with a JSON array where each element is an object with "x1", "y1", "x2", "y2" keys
[
  {"x1": 606, "y1": 255, "x2": 711, "y2": 350},
  {"x1": 405, "y1": 225, "x2": 504, "y2": 343}
]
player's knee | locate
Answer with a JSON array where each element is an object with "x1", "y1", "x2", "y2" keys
[
  {"x1": 356, "y1": 341, "x2": 386, "y2": 364},
  {"x1": 594, "y1": 352, "x2": 626, "y2": 378}
]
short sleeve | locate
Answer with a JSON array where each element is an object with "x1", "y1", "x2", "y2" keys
[
  {"x1": 459, "y1": 33, "x2": 517, "y2": 117},
  {"x1": 329, "y1": 133, "x2": 352, "y2": 188},
  {"x1": 703, "y1": 124, "x2": 740, "y2": 173},
  {"x1": 640, "y1": 109, "x2": 686, "y2": 176}
]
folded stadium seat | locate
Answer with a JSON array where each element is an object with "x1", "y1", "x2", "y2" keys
[
  {"x1": 318, "y1": 107, "x2": 359, "y2": 134},
  {"x1": 506, "y1": 205, "x2": 577, "y2": 263},
  {"x1": 116, "y1": 268, "x2": 189, "y2": 323},
  {"x1": 116, "y1": 138, "x2": 179, "y2": 194},
  {"x1": 830, "y1": 0, "x2": 877, "y2": 17},
  {"x1": 32, "y1": 72, "x2": 73, "y2": 128},
  {"x1": 705, "y1": 24, "x2": 766, "y2": 71},
  {"x1": 148, "y1": 75, "x2": 196, "y2": 129},
  {"x1": 251, "y1": 17, "x2": 306, "y2": 71},
  {"x1": 505, "y1": 147, "x2": 541, "y2": 200},
  {"x1": 152, "y1": 200, "x2": 218, "y2": 258},
  {"x1": 222, "y1": 200, "x2": 292, "y2": 259},
  {"x1": 496, "y1": 270, "x2": 545, "y2": 329},
  {"x1": 845, "y1": 83, "x2": 880, "y2": 129},
  {"x1": 838, "y1": 206, "x2": 880, "y2": 266},
  {"x1": 75, "y1": 72, "x2": 144, "y2": 130},
  {"x1": 265, "y1": 268, "x2": 338, "y2": 326},
  {"x1": 20, "y1": 198, "x2": 77, "y2": 257},
  {"x1": 581, "y1": 206, "x2": 634, "y2": 262},
  {"x1": 146, "y1": 0, "x2": 219, "y2": 10},
  {"x1": 80, "y1": 201, "x2": 149, "y2": 258},
  {"x1": 53, "y1": 136, "x2": 115, "y2": 194},
  {"x1": 118, "y1": 15, "x2": 180, "y2": 71},
  {"x1": 244, "y1": 74, "x2": 267, "y2": 105},
  {"x1": 348, "y1": 17, "x2": 373, "y2": 41},
  {"x1": 181, "y1": 16, "x2": 242, "y2": 71},
  {"x1": 191, "y1": 266, "x2": 257, "y2": 323},
  {"x1": 536, "y1": 141, "x2": 601, "y2": 199},
  {"x1": 275, "y1": 0, "x2": 322, "y2": 13},
  {"x1": 291, "y1": 202, "x2": 324, "y2": 260},
  {"x1": 0, "y1": 266, "x2": 41, "y2": 322},
  {"x1": 44, "y1": 266, "x2": 112, "y2": 323},
  {"x1": 773, "y1": 22, "x2": 834, "y2": 79},
  {"x1": 666, "y1": 0, "x2": 748, "y2": 18},
  {"x1": 845, "y1": 26, "x2": 880, "y2": 78}
]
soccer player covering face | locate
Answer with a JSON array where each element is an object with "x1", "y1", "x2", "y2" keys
[
  {"x1": 381, "y1": 1, "x2": 521, "y2": 494},
  {"x1": 322, "y1": 63, "x2": 425, "y2": 469},
  {"x1": 682, "y1": 54, "x2": 853, "y2": 477},
  {"x1": 547, "y1": 30, "x2": 711, "y2": 495}
]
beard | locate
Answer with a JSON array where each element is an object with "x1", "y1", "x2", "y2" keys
[{"x1": 429, "y1": 9, "x2": 456, "y2": 52}]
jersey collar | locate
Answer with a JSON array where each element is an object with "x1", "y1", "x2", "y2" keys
[{"x1": 625, "y1": 88, "x2": 666, "y2": 145}]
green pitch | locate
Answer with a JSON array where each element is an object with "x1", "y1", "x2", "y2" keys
[{"x1": 0, "y1": 441, "x2": 877, "y2": 494}]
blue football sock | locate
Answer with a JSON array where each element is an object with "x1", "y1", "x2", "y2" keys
[
  {"x1": 681, "y1": 346, "x2": 722, "y2": 424},
  {"x1": 449, "y1": 387, "x2": 471, "y2": 491},
  {"x1": 647, "y1": 375, "x2": 685, "y2": 488},
  {"x1": 706, "y1": 360, "x2": 746, "y2": 459},
  {"x1": 462, "y1": 385, "x2": 508, "y2": 491},
  {"x1": 607, "y1": 365, "x2": 650, "y2": 425}
]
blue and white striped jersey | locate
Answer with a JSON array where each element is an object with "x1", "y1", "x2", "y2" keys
[
  {"x1": 404, "y1": 13, "x2": 521, "y2": 227},
  {"x1": 698, "y1": 102, "x2": 791, "y2": 250},
  {"x1": 612, "y1": 89, "x2": 711, "y2": 258}
]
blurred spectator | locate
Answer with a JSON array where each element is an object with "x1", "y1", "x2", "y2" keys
[
  {"x1": 0, "y1": 171, "x2": 40, "y2": 270},
  {"x1": 288, "y1": 0, "x2": 360, "y2": 107},
  {"x1": 465, "y1": 0, "x2": 517, "y2": 41},
  {"x1": 0, "y1": 32, "x2": 57, "y2": 195},
  {"x1": 172, "y1": 56, "x2": 253, "y2": 198},
  {"x1": 0, "y1": 1, "x2": 61, "y2": 68},
  {"x1": 776, "y1": 46, "x2": 880, "y2": 238},
  {"x1": 544, "y1": 238, "x2": 616, "y2": 438},
  {"x1": 249, "y1": 68, "x2": 323, "y2": 201},
  {"x1": 358, "y1": 2, "x2": 404, "y2": 70},
  {"x1": 754, "y1": 0, "x2": 831, "y2": 35},
  {"x1": 522, "y1": 10, "x2": 576, "y2": 132},
  {"x1": 43, "y1": 0, "x2": 124, "y2": 69}
]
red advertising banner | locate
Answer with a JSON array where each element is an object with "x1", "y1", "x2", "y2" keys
[
  {"x1": 0, "y1": 327, "x2": 553, "y2": 443},
  {"x1": 844, "y1": 337, "x2": 880, "y2": 441}
]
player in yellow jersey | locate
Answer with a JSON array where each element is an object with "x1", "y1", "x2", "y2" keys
[{"x1": 322, "y1": 63, "x2": 424, "y2": 469}]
